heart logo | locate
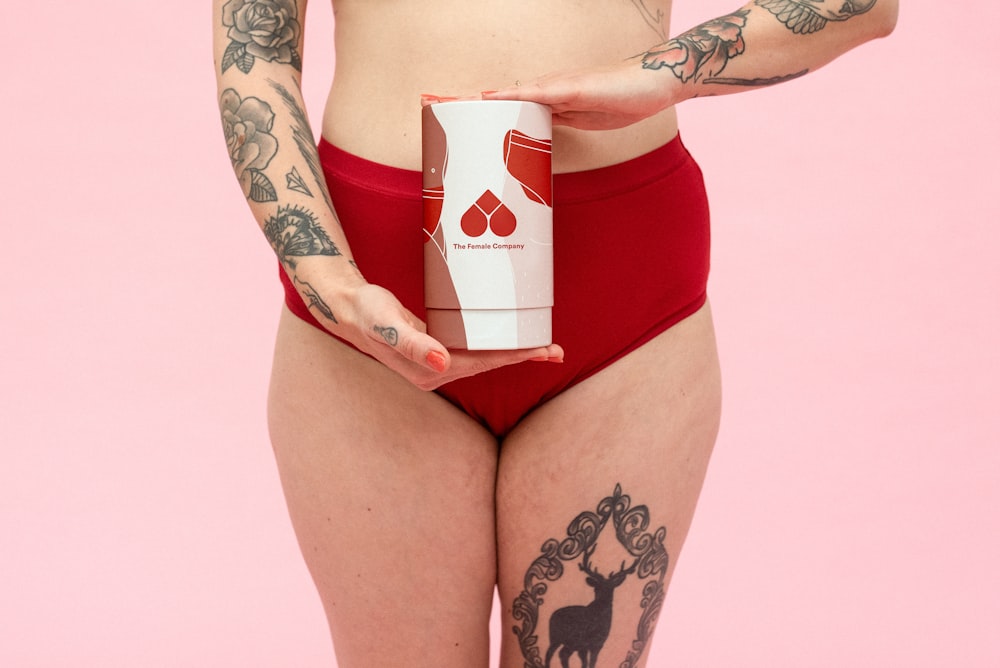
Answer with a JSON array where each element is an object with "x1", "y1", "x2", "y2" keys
[{"x1": 461, "y1": 189, "x2": 517, "y2": 237}]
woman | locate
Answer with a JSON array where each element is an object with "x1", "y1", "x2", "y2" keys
[{"x1": 214, "y1": 1, "x2": 897, "y2": 665}]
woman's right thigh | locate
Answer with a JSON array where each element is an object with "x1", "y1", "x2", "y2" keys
[{"x1": 267, "y1": 307, "x2": 499, "y2": 668}]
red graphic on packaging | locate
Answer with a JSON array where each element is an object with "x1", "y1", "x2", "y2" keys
[
  {"x1": 422, "y1": 107, "x2": 448, "y2": 243},
  {"x1": 462, "y1": 189, "x2": 517, "y2": 238},
  {"x1": 423, "y1": 185, "x2": 444, "y2": 241},
  {"x1": 503, "y1": 129, "x2": 553, "y2": 207}
]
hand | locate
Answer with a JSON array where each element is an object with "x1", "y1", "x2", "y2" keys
[
  {"x1": 480, "y1": 60, "x2": 676, "y2": 131},
  {"x1": 326, "y1": 281, "x2": 564, "y2": 391}
]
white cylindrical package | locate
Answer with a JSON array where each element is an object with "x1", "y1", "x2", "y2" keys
[{"x1": 422, "y1": 100, "x2": 553, "y2": 350}]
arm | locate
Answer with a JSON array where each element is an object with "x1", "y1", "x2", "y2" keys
[
  {"x1": 483, "y1": 0, "x2": 899, "y2": 129},
  {"x1": 212, "y1": 0, "x2": 561, "y2": 388},
  {"x1": 213, "y1": 0, "x2": 366, "y2": 329}
]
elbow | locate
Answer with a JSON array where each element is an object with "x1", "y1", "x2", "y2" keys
[{"x1": 872, "y1": 1, "x2": 899, "y2": 39}]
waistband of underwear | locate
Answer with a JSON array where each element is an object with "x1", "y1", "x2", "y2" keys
[{"x1": 317, "y1": 132, "x2": 696, "y2": 205}]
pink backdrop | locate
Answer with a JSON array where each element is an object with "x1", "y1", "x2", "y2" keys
[{"x1": 3, "y1": 2, "x2": 998, "y2": 666}]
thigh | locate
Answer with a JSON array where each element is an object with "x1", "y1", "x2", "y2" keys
[
  {"x1": 268, "y1": 307, "x2": 499, "y2": 668},
  {"x1": 496, "y1": 303, "x2": 723, "y2": 668}
]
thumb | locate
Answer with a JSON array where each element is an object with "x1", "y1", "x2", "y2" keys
[{"x1": 371, "y1": 322, "x2": 451, "y2": 373}]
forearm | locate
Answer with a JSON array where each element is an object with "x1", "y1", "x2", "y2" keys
[
  {"x1": 642, "y1": 0, "x2": 898, "y2": 103},
  {"x1": 213, "y1": 0, "x2": 362, "y2": 324}
]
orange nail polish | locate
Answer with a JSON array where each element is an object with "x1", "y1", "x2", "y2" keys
[{"x1": 426, "y1": 350, "x2": 448, "y2": 372}]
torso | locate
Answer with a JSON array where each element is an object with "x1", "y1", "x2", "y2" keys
[{"x1": 321, "y1": 0, "x2": 678, "y2": 173}]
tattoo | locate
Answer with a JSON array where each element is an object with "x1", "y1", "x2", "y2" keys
[
  {"x1": 373, "y1": 325, "x2": 399, "y2": 347},
  {"x1": 269, "y1": 79, "x2": 335, "y2": 211},
  {"x1": 631, "y1": 0, "x2": 668, "y2": 41},
  {"x1": 704, "y1": 68, "x2": 809, "y2": 86},
  {"x1": 219, "y1": 89, "x2": 279, "y2": 202},
  {"x1": 263, "y1": 205, "x2": 341, "y2": 269},
  {"x1": 293, "y1": 276, "x2": 337, "y2": 322},
  {"x1": 513, "y1": 484, "x2": 669, "y2": 668},
  {"x1": 755, "y1": 0, "x2": 877, "y2": 34},
  {"x1": 285, "y1": 166, "x2": 313, "y2": 197},
  {"x1": 641, "y1": 10, "x2": 749, "y2": 83},
  {"x1": 220, "y1": 0, "x2": 303, "y2": 74}
]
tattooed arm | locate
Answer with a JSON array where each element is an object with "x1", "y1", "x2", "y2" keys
[
  {"x1": 213, "y1": 0, "x2": 562, "y2": 388},
  {"x1": 483, "y1": 0, "x2": 898, "y2": 130},
  {"x1": 213, "y1": 0, "x2": 360, "y2": 299}
]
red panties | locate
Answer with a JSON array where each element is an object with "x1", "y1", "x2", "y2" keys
[{"x1": 280, "y1": 135, "x2": 710, "y2": 438}]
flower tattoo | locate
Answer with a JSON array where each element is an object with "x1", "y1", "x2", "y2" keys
[
  {"x1": 221, "y1": 0, "x2": 303, "y2": 74},
  {"x1": 641, "y1": 10, "x2": 749, "y2": 83},
  {"x1": 220, "y1": 88, "x2": 279, "y2": 202}
]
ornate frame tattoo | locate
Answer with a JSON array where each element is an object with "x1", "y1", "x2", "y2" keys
[{"x1": 513, "y1": 484, "x2": 669, "y2": 668}]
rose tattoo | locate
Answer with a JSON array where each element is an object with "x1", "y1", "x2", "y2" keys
[
  {"x1": 221, "y1": 0, "x2": 303, "y2": 74},
  {"x1": 220, "y1": 88, "x2": 279, "y2": 202}
]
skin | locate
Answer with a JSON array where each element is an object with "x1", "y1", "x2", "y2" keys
[{"x1": 214, "y1": 1, "x2": 898, "y2": 666}]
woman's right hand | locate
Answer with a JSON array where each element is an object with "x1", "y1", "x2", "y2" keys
[{"x1": 323, "y1": 280, "x2": 563, "y2": 391}]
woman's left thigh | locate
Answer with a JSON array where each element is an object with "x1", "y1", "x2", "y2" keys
[{"x1": 495, "y1": 304, "x2": 723, "y2": 668}]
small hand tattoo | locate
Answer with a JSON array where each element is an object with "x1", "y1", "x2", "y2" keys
[{"x1": 373, "y1": 325, "x2": 399, "y2": 347}]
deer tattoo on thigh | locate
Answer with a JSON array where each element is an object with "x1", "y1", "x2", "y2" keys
[
  {"x1": 546, "y1": 545, "x2": 638, "y2": 668},
  {"x1": 512, "y1": 484, "x2": 670, "y2": 668}
]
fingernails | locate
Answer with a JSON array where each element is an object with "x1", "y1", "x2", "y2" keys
[
  {"x1": 529, "y1": 356, "x2": 564, "y2": 363},
  {"x1": 426, "y1": 350, "x2": 448, "y2": 372},
  {"x1": 480, "y1": 90, "x2": 498, "y2": 96},
  {"x1": 420, "y1": 94, "x2": 459, "y2": 105}
]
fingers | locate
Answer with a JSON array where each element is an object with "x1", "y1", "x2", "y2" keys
[
  {"x1": 448, "y1": 344, "x2": 565, "y2": 375},
  {"x1": 420, "y1": 93, "x2": 484, "y2": 107},
  {"x1": 367, "y1": 319, "x2": 452, "y2": 374},
  {"x1": 481, "y1": 80, "x2": 562, "y2": 105},
  {"x1": 480, "y1": 87, "x2": 522, "y2": 101},
  {"x1": 385, "y1": 330, "x2": 564, "y2": 390},
  {"x1": 331, "y1": 282, "x2": 564, "y2": 389}
]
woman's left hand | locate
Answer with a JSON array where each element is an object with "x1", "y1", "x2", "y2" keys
[{"x1": 478, "y1": 60, "x2": 678, "y2": 131}]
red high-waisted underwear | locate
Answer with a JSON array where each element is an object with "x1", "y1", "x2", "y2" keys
[{"x1": 280, "y1": 134, "x2": 710, "y2": 438}]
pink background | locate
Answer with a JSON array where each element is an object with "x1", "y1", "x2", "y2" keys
[{"x1": 3, "y1": 2, "x2": 998, "y2": 666}]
